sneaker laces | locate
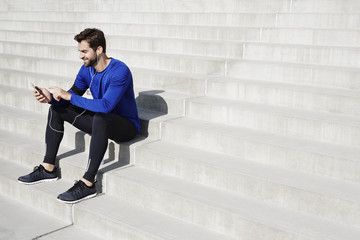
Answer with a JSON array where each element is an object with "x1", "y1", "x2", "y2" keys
[
  {"x1": 29, "y1": 165, "x2": 44, "y2": 178},
  {"x1": 68, "y1": 180, "x2": 85, "y2": 193}
]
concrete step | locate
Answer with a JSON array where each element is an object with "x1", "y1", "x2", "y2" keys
[
  {"x1": 0, "y1": 101, "x2": 156, "y2": 167},
  {"x1": 3, "y1": 11, "x2": 359, "y2": 30},
  {"x1": 0, "y1": 83, "x2": 186, "y2": 142},
  {"x1": 0, "y1": 106, "x2": 154, "y2": 183},
  {"x1": 0, "y1": 68, "x2": 73, "y2": 92},
  {"x1": 0, "y1": 134, "x2": 226, "y2": 240},
  {"x1": 0, "y1": 20, "x2": 261, "y2": 42},
  {"x1": 2, "y1": 42, "x2": 359, "y2": 92},
  {"x1": 224, "y1": 60, "x2": 360, "y2": 90},
  {"x1": 291, "y1": 0, "x2": 360, "y2": 13},
  {"x1": 0, "y1": 38, "x2": 245, "y2": 59},
  {"x1": 0, "y1": 157, "x2": 73, "y2": 223},
  {"x1": 0, "y1": 193, "x2": 104, "y2": 240},
  {"x1": 10, "y1": 12, "x2": 360, "y2": 32},
  {"x1": 1, "y1": 0, "x2": 291, "y2": 13},
  {"x1": 0, "y1": 193, "x2": 73, "y2": 240},
  {"x1": 2, "y1": 42, "x2": 360, "y2": 93},
  {"x1": 132, "y1": 68, "x2": 206, "y2": 95},
  {"x1": 4, "y1": 0, "x2": 360, "y2": 13},
  {"x1": 244, "y1": 42, "x2": 360, "y2": 68},
  {"x1": 277, "y1": 13, "x2": 360, "y2": 29},
  {"x1": 160, "y1": 117, "x2": 360, "y2": 182},
  {"x1": 260, "y1": 27, "x2": 360, "y2": 47},
  {"x1": 0, "y1": 70, "x2": 197, "y2": 118},
  {"x1": 136, "y1": 138, "x2": 360, "y2": 183},
  {"x1": 134, "y1": 141, "x2": 360, "y2": 225},
  {"x1": 0, "y1": 11, "x2": 278, "y2": 27},
  {"x1": 5, "y1": 75, "x2": 360, "y2": 148},
  {"x1": 0, "y1": 127, "x2": 231, "y2": 239},
  {"x1": 106, "y1": 167, "x2": 360, "y2": 239},
  {"x1": 186, "y1": 96, "x2": 360, "y2": 147},
  {"x1": 0, "y1": 52, "x2": 225, "y2": 77},
  {"x1": 3, "y1": 38, "x2": 360, "y2": 67},
  {"x1": 36, "y1": 225, "x2": 106, "y2": 240},
  {"x1": 1, "y1": 21, "x2": 359, "y2": 47},
  {"x1": 207, "y1": 77, "x2": 360, "y2": 117},
  {"x1": 75, "y1": 194, "x2": 234, "y2": 240},
  {"x1": 0, "y1": 66, "x2": 207, "y2": 96},
  {"x1": 135, "y1": 87, "x2": 197, "y2": 116}
]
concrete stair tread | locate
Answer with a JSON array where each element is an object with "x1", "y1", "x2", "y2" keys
[
  {"x1": 1, "y1": 18, "x2": 359, "y2": 31},
  {"x1": 243, "y1": 42, "x2": 360, "y2": 68},
  {"x1": 228, "y1": 58, "x2": 360, "y2": 73},
  {"x1": 1, "y1": 29, "x2": 359, "y2": 52},
  {"x1": 0, "y1": 44, "x2": 230, "y2": 63},
  {"x1": 213, "y1": 76, "x2": 360, "y2": 98},
  {"x1": 3, "y1": 11, "x2": 360, "y2": 30},
  {"x1": 110, "y1": 166, "x2": 360, "y2": 240},
  {"x1": 186, "y1": 95, "x2": 360, "y2": 147},
  {"x1": 0, "y1": 65, "x2": 206, "y2": 81},
  {"x1": 2, "y1": 39, "x2": 360, "y2": 67},
  {"x1": 76, "y1": 194, "x2": 235, "y2": 240},
  {"x1": 1, "y1": 21, "x2": 358, "y2": 47},
  {"x1": 0, "y1": 133, "x2": 84, "y2": 186},
  {"x1": 136, "y1": 87, "x2": 196, "y2": 99},
  {"x1": 4, "y1": 0, "x2": 360, "y2": 13},
  {"x1": 2, "y1": 49, "x2": 360, "y2": 79},
  {"x1": 163, "y1": 117, "x2": 360, "y2": 161},
  {"x1": 0, "y1": 157, "x2": 73, "y2": 222},
  {"x1": 189, "y1": 95, "x2": 360, "y2": 125},
  {"x1": 35, "y1": 225, "x2": 106, "y2": 240},
  {"x1": 0, "y1": 66, "x2": 206, "y2": 96},
  {"x1": 0, "y1": 193, "x2": 104, "y2": 240},
  {"x1": 0, "y1": 116, "x2": 152, "y2": 186},
  {"x1": 0, "y1": 11, "x2": 278, "y2": 28},
  {"x1": 137, "y1": 140, "x2": 360, "y2": 201},
  {"x1": 224, "y1": 60, "x2": 360, "y2": 91},
  {"x1": 0, "y1": 193, "x2": 72, "y2": 240},
  {"x1": 206, "y1": 76, "x2": 360, "y2": 117},
  {"x1": 3, "y1": 33, "x2": 359, "y2": 50},
  {"x1": 0, "y1": 52, "x2": 225, "y2": 76}
]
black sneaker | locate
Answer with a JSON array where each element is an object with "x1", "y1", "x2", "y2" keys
[
  {"x1": 18, "y1": 165, "x2": 58, "y2": 185},
  {"x1": 57, "y1": 180, "x2": 97, "y2": 204}
]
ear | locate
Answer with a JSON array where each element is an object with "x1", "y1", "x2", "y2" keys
[{"x1": 96, "y1": 46, "x2": 103, "y2": 56}]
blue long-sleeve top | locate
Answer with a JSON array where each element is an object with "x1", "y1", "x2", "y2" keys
[{"x1": 51, "y1": 58, "x2": 141, "y2": 132}]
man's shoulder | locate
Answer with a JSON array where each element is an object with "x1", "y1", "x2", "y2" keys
[
  {"x1": 109, "y1": 58, "x2": 131, "y2": 74},
  {"x1": 110, "y1": 58, "x2": 129, "y2": 69}
]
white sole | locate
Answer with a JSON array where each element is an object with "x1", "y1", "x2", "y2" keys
[
  {"x1": 18, "y1": 177, "x2": 59, "y2": 185},
  {"x1": 57, "y1": 192, "x2": 97, "y2": 204}
]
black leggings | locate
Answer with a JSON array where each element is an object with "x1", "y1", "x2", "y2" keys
[{"x1": 43, "y1": 104, "x2": 138, "y2": 182}]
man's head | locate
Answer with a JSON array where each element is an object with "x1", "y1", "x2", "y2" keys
[{"x1": 74, "y1": 28, "x2": 106, "y2": 67}]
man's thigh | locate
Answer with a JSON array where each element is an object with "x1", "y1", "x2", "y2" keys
[
  {"x1": 102, "y1": 113, "x2": 137, "y2": 142},
  {"x1": 52, "y1": 104, "x2": 94, "y2": 134}
]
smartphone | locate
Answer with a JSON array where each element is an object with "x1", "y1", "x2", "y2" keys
[{"x1": 31, "y1": 82, "x2": 50, "y2": 103}]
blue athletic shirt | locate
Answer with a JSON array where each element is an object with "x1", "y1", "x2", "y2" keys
[{"x1": 52, "y1": 58, "x2": 141, "y2": 132}]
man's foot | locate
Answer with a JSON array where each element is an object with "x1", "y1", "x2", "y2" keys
[
  {"x1": 57, "y1": 180, "x2": 97, "y2": 204},
  {"x1": 18, "y1": 165, "x2": 58, "y2": 185}
]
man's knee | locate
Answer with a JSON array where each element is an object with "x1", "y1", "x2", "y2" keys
[{"x1": 92, "y1": 113, "x2": 108, "y2": 129}]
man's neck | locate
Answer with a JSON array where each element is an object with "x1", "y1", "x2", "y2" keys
[{"x1": 94, "y1": 54, "x2": 110, "y2": 72}]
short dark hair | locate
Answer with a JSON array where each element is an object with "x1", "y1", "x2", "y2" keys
[{"x1": 74, "y1": 28, "x2": 106, "y2": 53}]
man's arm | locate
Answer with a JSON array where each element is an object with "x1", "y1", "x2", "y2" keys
[
  {"x1": 50, "y1": 86, "x2": 72, "y2": 101},
  {"x1": 70, "y1": 67, "x2": 131, "y2": 113}
]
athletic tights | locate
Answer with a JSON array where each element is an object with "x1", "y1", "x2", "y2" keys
[{"x1": 43, "y1": 104, "x2": 138, "y2": 183}]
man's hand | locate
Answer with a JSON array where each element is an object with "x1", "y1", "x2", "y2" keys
[
  {"x1": 33, "y1": 87, "x2": 52, "y2": 103},
  {"x1": 49, "y1": 86, "x2": 72, "y2": 102}
]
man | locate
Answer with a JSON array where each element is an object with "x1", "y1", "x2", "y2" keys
[{"x1": 18, "y1": 28, "x2": 141, "y2": 204}]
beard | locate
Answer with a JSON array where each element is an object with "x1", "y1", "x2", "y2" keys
[{"x1": 84, "y1": 56, "x2": 97, "y2": 67}]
